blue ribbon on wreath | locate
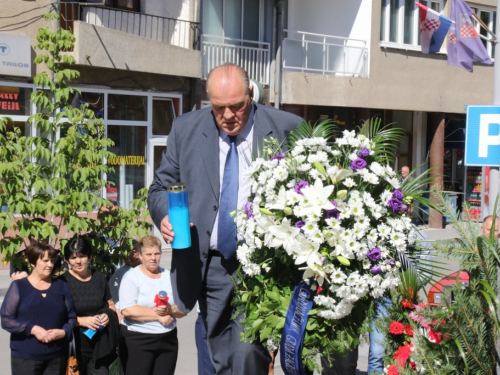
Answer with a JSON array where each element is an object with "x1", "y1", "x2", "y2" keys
[{"x1": 280, "y1": 279, "x2": 315, "y2": 375}]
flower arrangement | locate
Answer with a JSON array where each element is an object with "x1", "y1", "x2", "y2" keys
[{"x1": 232, "y1": 120, "x2": 427, "y2": 372}]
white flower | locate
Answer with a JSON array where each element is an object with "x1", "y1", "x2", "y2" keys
[
  {"x1": 342, "y1": 177, "x2": 357, "y2": 188},
  {"x1": 273, "y1": 165, "x2": 289, "y2": 182},
  {"x1": 266, "y1": 217, "x2": 301, "y2": 255},
  {"x1": 300, "y1": 179, "x2": 335, "y2": 215},
  {"x1": 265, "y1": 185, "x2": 287, "y2": 211},
  {"x1": 331, "y1": 268, "x2": 347, "y2": 284}
]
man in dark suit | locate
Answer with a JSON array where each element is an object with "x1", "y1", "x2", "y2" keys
[{"x1": 148, "y1": 63, "x2": 302, "y2": 374}]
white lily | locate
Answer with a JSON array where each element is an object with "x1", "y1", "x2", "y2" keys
[
  {"x1": 301, "y1": 179, "x2": 335, "y2": 216},
  {"x1": 265, "y1": 185, "x2": 288, "y2": 211},
  {"x1": 266, "y1": 217, "x2": 301, "y2": 254}
]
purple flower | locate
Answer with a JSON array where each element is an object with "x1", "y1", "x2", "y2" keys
[
  {"x1": 295, "y1": 220, "x2": 305, "y2": 231},
  {"x1": 350, "y1": 158, "x2": 367, "y2": 170},
  {"x1": 325, "y1": 201, "x2": 339, "y2": 219},
  {"x1": 244, "y1": 201, "x2": 254, "y2": 218},
  {"x1": 270, "y1": 150, "x2": 285, "y2": 162},
  {"x1": 358, "y1": 147, "x2": 370, "y2": 158},
  {"x1": 371, "y1": 266, "x2": 382, "y2": 274},
  {"x1": 386, "y1": 259, "x2": 396, "y2": 267},
  {"x1": 387, "y1": 198, "x2": 403, "y2": 213},
  {"x1": 294, "y1": 181, "x2": 309, "y2": 195},
  {"x1": 367, "y1": 248, "x2": 381, "y2": 262},
  {"x1": 393, "y1": 189, "x2": 404, "y2": 200}
]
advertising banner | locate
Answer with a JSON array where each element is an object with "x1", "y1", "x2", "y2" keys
[{"x1": 0, "y1": 33, "x2": 31, "y2": 78}]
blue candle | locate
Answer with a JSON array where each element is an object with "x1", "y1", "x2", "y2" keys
[{"x1": 167, "y1": 182, "x2": 191, "y2": 249}]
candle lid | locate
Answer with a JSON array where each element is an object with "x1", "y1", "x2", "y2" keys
[{"x1": 167, "y1": 182, "x2": 186, "y2": 192}]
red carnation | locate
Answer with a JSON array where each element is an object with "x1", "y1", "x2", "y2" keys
[
  {"x1": 404, "y1": 324, "x2": 414, "y2": 337},
  {"x1": 389, "y1": 321, "x2": 405, "y2": 335},
  {"x1": 401, "y1": 299, "x2": 414, "y2": 309},
  {"x1": 387, "y1": 365, "x2": 399, "y2": 375}
]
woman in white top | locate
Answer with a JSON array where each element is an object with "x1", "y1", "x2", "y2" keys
[{"x1": 119, "y1": 236, "x2": 185, "y2": 375}]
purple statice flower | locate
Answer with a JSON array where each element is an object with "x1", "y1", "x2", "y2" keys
[
  {"x1": 244, "y1": 201, "x2": 254, "y2": 218},
  {"x1": 325, "y1": 201, "x2": 340, "y2": 219},
  {"x1": 367, "y1": 248, "x2": 381, "y2": 262},
  {"x1": 295, "y1": 220, "x2": 305, "y2": 232},
  {"x1": 294, "y1": 181, "x2": 309, "y2": 195},
  {"x1": 270, "y1": 150, "x2": 285, "y2": 162},
  {"x1": 358, "y1": 147, "x2": 370, "y2": 158},
  {"x1": 371, "y1": 266, "x2": 382, "y2": 275},
  {"x1": 387, "y1": 198, "x2": 403, "y2": 213},
  {"x1": 350, "y1": 158, "x2": 367, "y2": 170},
  {"x1": 392, "y1": 189, "x2": 404, "y2": 200}
]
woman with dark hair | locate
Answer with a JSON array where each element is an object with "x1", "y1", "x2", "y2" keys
[
  {"x1": 1, "y1": 242, "x2": 76, "y2": 375},
  {"x1": 60, "y1": 236, "x2": 118, "y2": 375}
]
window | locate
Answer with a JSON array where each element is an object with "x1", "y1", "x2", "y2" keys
[
  {"x1": 380, "y1": 0, "x2": 443, "y2": 51},
  {"x1": 0, "y1": 86, "x2": 31, "y2": 116},
  {"x1": 470, "y1": 6, "x2": 496, "y2": 58}
]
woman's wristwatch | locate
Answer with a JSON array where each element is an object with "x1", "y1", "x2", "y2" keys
[{"x1": 171, "y1": 305, "x2": 177, "y2": 315}]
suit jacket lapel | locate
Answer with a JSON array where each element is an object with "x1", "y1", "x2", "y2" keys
[
  {"x1": 252, "y1": 104, "x2": 273, "y2": 157},
  {"x1": 200, "y1": 117, "x2": 220, "y2": 201}
]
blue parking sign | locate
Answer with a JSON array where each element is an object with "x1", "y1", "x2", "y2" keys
[{"x1": 465, "y1": 106, "x2": 500, "y2": 166}]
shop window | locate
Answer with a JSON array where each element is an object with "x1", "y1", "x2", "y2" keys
[
  {"x1": 0, "y1": 121, "x2": 31, "y2": 137},
  {"x1": 380, "y1": 0, "x2": 443, "y2": 50},
  {"x1": 107, "y1": 125, "x2": 147, "y2": 208},
  {"x1": 152, "y1": 98, "x2": 176, "y2": 136},
  {"x1": 0, "y1": 86, "x2": 31, "y2": 116},
  {"x1": 108, "y1": 94, "x2": 147, "y2": 121},
  {"x1": 69, "y1": 91, "x2": 104, "y2": 119}
]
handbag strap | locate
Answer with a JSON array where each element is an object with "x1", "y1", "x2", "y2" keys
[{"x1": 68, "y1": 334, "x2": 76, "y2": 358}]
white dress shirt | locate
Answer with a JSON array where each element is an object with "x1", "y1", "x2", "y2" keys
[{"x1": 209, "y1": 105, "x2": 254, "y2": 250}]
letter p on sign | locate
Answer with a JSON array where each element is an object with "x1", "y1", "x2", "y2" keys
[
  {"x1": 465, "y1": 106, "x2": 500, "y2": 166},
  {"x1": 478, "y1": 114, "x2": 500, "y2": 158}
]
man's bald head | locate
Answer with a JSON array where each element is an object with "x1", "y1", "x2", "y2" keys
[
  {"x1": 206, "y1": 63, "x2": 250, "y2": 96},
  {"x1": 483, "y1": 215, "x2": 499, "y2": 238}
]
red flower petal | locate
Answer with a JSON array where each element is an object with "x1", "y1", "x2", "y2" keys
[{"x1": 389, "y1": 321, "x2": 405, "y2": 335}]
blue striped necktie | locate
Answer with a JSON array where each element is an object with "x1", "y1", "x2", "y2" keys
[{"x1": 218, "y1": 135, "x2": 239, "y2": 258}]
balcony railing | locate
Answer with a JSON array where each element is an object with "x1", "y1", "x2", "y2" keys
[
  {"x1": 59, "y1": 3, "x2": 200, "y2": 50},
  {"x1": 201, "y1": 35, "x2": 270, "y2": 85},
  {"x1": 282, "y1": 30, "x2": 368, "y2": 78}
]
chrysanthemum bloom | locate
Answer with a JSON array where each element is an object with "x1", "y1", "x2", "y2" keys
[{"x1": 389, "y1": 321, "x2": 405, "y2": 335}]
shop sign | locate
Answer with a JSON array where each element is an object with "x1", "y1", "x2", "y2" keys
[
  {"x1": 108, "y1": 156, "x2": 145, "y2": 166},
  {"x1": 0, "y1": 86, "x2": 30, "y2": 116},
  {"x1": 0, "y1": 34, "x2": 31, "y2": 78},
  {"x1": 465, "y1": 106, "x2": 500, "y2": 166}
]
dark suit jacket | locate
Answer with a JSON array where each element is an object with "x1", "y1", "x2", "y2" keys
[{"x1": 147, "y1": 103, "x2": 302, "y2": 312}]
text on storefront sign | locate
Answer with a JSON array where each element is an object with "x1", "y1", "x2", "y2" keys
[{"x1": 108, "y1": 156, "x2": 145, "y2": 166}]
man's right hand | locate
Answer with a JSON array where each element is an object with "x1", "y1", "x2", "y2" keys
[{"x1": 160, "y1": 215, "x2": 174, "y2": 244}]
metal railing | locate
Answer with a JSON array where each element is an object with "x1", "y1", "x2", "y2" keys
[
  {"x1": 201, "y1": 35, "x2": 270, "y2": 85},
  {"x1": 282, "y1": 30, "x2": 368, "y2": 78},
  {"x1": 59, "y1": 3, "x2": 200, "y2": 50}
]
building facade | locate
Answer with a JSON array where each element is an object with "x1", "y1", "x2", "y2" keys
[{"x1": 0, "y1": 0, "x2": 496, "y2": 228}]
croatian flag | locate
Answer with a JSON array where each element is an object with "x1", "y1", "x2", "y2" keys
[{"x1": 416, "y1": 2, "x2": 452, "y2": 54}]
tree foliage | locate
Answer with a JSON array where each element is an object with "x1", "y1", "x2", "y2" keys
[
  {"x1": 410, "y1": 189, "x2": 499, "y2": 375},
  {"x1": 0, "y1": 13, "x2": 151, "y2": 274}
]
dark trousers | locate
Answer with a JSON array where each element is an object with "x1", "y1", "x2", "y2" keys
[
  {"x1": 195, "y1": 313, "x2": 216, "y2": 375},
  {"x1": 320, "y1": 346, "x2": 359, "y2": 375},
  {"x1": 11, "y1": 355, "x2": 66, "y2": 375},
  {"x1": 198, "y1": 254, "x2": 271, "y2": 375},
  {"x1": 121, "y1": 326, "x2": 178, "y2": 375}
]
